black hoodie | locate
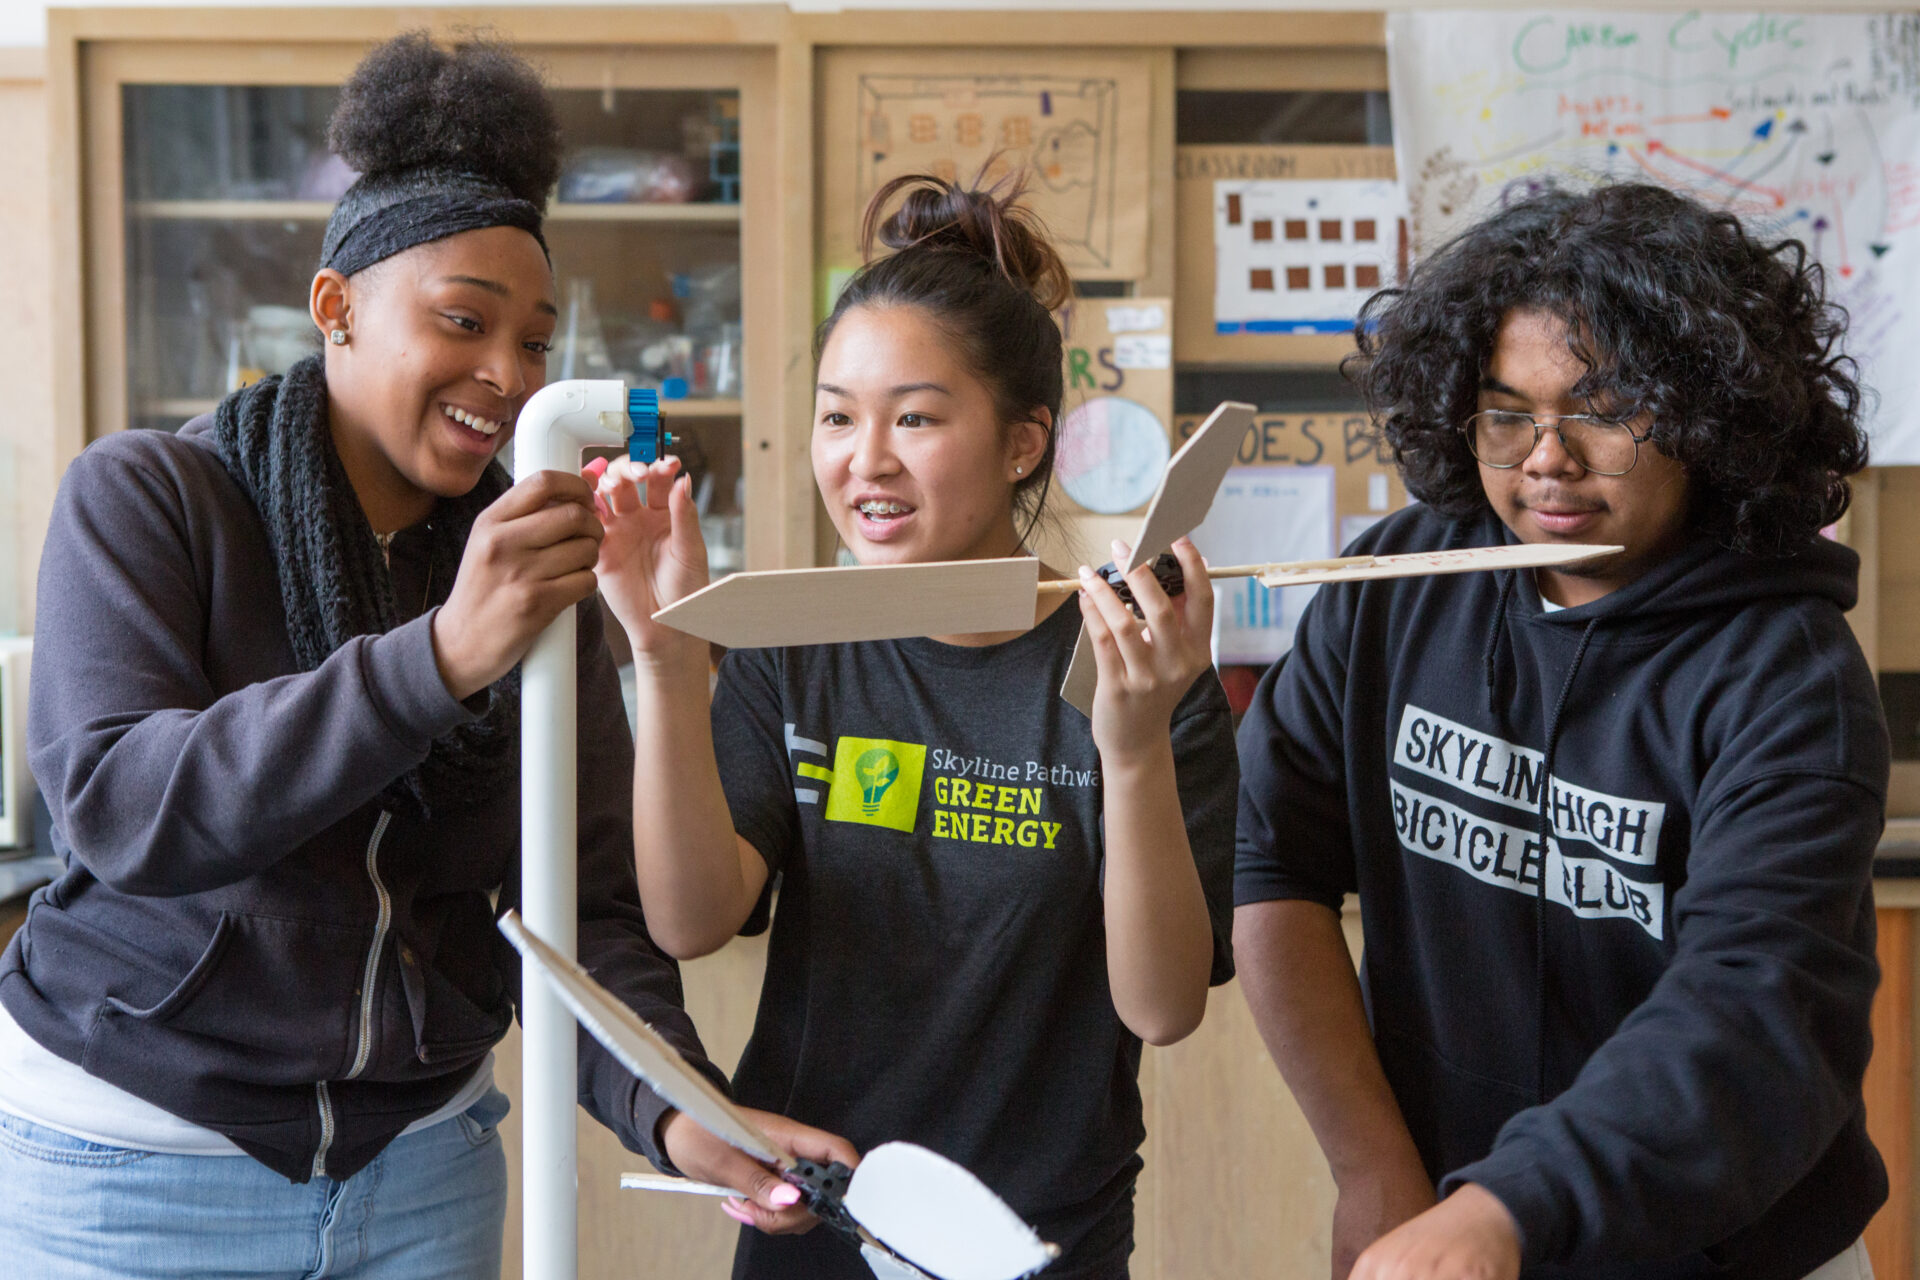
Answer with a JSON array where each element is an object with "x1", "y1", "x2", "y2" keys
[{"x1": 1236, "y1": 502, "x2": 1887, "y2": 1278}]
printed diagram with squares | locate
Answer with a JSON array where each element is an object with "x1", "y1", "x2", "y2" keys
[{"x1": 1214, "y1": 179, "x2": 1405, "y2": 334}]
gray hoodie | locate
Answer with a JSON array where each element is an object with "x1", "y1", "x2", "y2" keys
[{"x1": 2, "y1": 417, "x2": 718, "y2": 1182}]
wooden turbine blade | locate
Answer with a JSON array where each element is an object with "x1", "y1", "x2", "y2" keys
[
  {"x1": 651, "y1": 558, "x2": 1041, "y2": 649},
  {"x1": 1060, "y1": 400, "x2": 1257, "y2": 717}
]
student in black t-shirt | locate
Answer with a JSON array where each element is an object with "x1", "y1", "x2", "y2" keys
[{"x1": 590, "y1": 174, "x2": 1240, "y2": 1279}]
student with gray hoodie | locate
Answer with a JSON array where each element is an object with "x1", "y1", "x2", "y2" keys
[{"x1": 0, "y1": 34, "x2": 850, "y2": 1278}]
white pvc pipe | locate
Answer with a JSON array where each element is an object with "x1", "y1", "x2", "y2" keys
[{"x1": 513, "y1": 379, "x2": 635, "y2": 1280}]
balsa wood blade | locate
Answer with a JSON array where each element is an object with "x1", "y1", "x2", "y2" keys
[
  {"x1": 653, "y1": 558, "x2": 1042, "y2": 649},
  {"x1": 1124, "y1": 401, "x2": 1258, "y2": 573},
  {"x1": 844, "y1": 1142, "x2": 1058, "y2": 1280},
  {"x1": 1060, "y1": 401, "x2": 1257, "y2": 716},
  {"x1": 1254, "y1": 541, "x2": 1624, "y2": 587},
  {"x1": 498, "y1": 911, "x2": 786, "y2": 1166}
]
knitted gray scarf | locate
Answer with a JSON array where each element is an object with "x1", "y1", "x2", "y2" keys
[{"x1": 212, "y1": 354, "x2": 518, "y2": 817}]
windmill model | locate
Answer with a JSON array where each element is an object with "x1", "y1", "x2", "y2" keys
[
  {"x1": 501, "y1": 912, "x2": 1059, "y2": 1280},
  {"x1": 508, "y1": 384, "x2": 1619, "y2": 1280},
  {"x1": 654, "y1": 400, "x2": 1620, "y2": 713}
]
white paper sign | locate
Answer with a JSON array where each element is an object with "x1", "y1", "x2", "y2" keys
[
  {"x1": 1112, "y1": 335, "x2": 1171, "y2": 369},
  {"x1": 1189, "y1": 466, "x2": 1336, "y2": 664},
  {"x1": 1104, "y1": 304, "x2": 1167, "y2": 333},
  {"x1": 1389, "y1": 10, "x2": 1920, "y2": 464},
  {"x1": 1213, "y1": 180, "x2": 1407, "y2": 334}
]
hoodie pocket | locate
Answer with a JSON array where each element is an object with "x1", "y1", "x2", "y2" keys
[
  {"x1": 85, "y1": 911, "x2": 368, "y2": 1088},
  {"x1": 102, "y1": 913, "x2": 236, "y2": 1023},
  {"x1": 392, "y1": 901, "x2": 513, "y2": 1070}
]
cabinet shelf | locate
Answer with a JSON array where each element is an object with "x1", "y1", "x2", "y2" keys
[{"x1": 128, "y1": 200, "x2": 743, "y2": 224}]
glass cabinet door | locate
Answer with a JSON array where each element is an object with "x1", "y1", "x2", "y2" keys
[{"x1": 120, "y1": 77, "x2": 749, "y2": 576}]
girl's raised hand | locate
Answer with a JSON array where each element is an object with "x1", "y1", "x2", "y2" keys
[
  {"x1": 584, "y1": 455, "x2": 711, "y2": 662},
  {"x1": 1076, "y1": 536, "x2": 1215, "y2": 764}
]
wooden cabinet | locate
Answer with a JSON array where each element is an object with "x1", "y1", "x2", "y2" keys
[{"x1": 52, "y1": 11, "x2": 817, "y2": 572}]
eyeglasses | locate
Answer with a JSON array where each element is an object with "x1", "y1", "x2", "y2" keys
[{"x1": 1462, "y1": 410, "x2": 1653, "y2": 477}]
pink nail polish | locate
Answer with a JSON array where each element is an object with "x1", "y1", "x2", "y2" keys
[{"x1": 770, "y1": 1184, "x2": 801, "y2": 1207}]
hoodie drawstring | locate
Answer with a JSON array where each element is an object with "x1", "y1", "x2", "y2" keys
[
  {"x1": 1532, "y1": 615, "x2": 1600, "y2": 1102},
  {"x1": 1482, "y1": 570, "x2": 1518, "y2": 719}
]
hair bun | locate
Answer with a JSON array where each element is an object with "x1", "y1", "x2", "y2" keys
[
  {"x1": 864, "y1": 172, "x2": 1073, "y2": 312},
  {"x1": 328, "y1": 32, "x2": 562, "y2": 207}
]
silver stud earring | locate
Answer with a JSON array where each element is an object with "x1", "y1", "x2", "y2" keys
[
  {"x1": 329, "y1": 329, "x2": 348, "y2": 346},
  {"x1": 1014, "y1": 465, "x2": 1025, "y2": 476}
]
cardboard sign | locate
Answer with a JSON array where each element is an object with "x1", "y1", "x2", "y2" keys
[
  {"x1": 1175, "y1": 145, "x2": 1398, "y2": 364},
  {"x1": 1055, "y1": 298, "x2": 1174, "y2": 516},
  {"x1": 1172, "y1": 409, "x2": 1408, "y2": 537},
  {"x1": 819, "y1": 48, "x2": 1153, "y2": 281}
]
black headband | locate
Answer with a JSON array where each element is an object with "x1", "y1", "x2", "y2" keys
[{"x1": 320, "y1": 168, "x2": 549, "y2": 277}]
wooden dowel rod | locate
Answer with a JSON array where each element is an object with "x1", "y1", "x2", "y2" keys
[{"x1": 1036, "y1": 554, "x2": 1379, "y2": 595}]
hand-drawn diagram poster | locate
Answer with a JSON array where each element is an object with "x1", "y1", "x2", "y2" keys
[
  {"x1": 1388, "y1": 11, "x2": 1920, "y2": 463},
  {"x1": 819, "y1": 49, "x2": 1152, "y2": 281},
  {"x1": 1213, "y1": 180, "x2": 1407, "y2": 333}
]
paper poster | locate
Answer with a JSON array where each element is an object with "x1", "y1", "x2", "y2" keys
[
  {"x1": 820, "y1": 49, "x2": 1153, "y2": 280},
  {"x1": 1213, "y1": 180, "x2": 1407, "y2": 334},
  {"x1": 1057, "y1": 298, "x2": 1175, "y2": 515},
  {"x1": 1389, "y1": 10, "x2": 1920, "y2": 463},
  {"x1": 1189, "y1": 466, "x2": 1336, "y2": 664}
]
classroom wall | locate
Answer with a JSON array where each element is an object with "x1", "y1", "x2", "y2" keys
[{"x1": 8, "y1": 0, "x2": 1901, "y2": 50}]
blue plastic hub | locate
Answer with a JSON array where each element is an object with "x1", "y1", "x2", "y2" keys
[{"x1": 626, "y1": 387, "x2": 674, "y2": 464}]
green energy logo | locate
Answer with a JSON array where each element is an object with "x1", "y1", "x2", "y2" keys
[
  {"x1": 824, "y1": 736, "x2": 926, "y2": 833},
  {"x1": 854, "y1": 748, "x2": 900, "y2": 815}
]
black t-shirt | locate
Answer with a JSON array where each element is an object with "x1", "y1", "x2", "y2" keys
[{"x1": 712, "y1": 599, "x2": 1238, "y2": 1279}]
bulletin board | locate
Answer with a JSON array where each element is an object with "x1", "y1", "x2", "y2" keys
[{"x1": 818, "y1": 48, "x2": 1155, "y2": 281}]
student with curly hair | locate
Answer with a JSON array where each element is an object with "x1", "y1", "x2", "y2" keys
[
  {"x1": 1233, "y1": 183, "x2": 1885, "y2": 1280},
  {"x1": 0, "y1": 33, "x2": 849, "y2": 1277},
  {"x1": 591, "y1": 172, "x2": 1238, "y2": 1278}
]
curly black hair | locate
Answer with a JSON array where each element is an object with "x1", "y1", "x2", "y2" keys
[
  {"x1": 328, "y1": 31, "x2": 561, "y2": 205},
  {"x1": 1345, "y1": 182, "x2": 1868, "y2": 557}
]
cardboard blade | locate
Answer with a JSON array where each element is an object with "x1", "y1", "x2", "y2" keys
[
  {"x1": 653, "y1": 558, "x2": 1041, "y2": 648},
  {"x1": 844, "y1": 1142, "x2": 1057, "y2": 1280},
  {"x1": 861, "y1": 1244, "x2": 938, "y2": 1280},
  {"x1": 1255, "y1": 542, "x2": 1625, "y2": 587},
  {"x1": 620, "y1": 1173, "x2": 738, "y2": 1197},
  {"x1": 1060, "y1": 401, "x2": 1256, "y2": 716},
  {"x1": 498, "y1": 911, "x2": 785, "y2": 1166}
]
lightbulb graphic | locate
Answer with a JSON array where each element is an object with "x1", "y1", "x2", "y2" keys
[{"x1": 855, "y1": 747, "x2": 901, "y2": 817}]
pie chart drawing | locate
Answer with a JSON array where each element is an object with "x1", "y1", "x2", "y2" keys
[{"x1": 1056, "y1": 395, "x2": 1171, "y2": 514}]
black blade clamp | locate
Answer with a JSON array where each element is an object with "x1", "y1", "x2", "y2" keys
[
  {"x1": 784, "y1": 1157, "x2": 865, "y2": 1246},
  {"x1": 1092, "y1": 552, "x2": 1186, "y2": 617}
]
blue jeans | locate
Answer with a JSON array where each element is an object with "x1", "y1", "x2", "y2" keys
[{"x1": 0, "y1": 1089, "x2": 509, "y2": 1279}]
